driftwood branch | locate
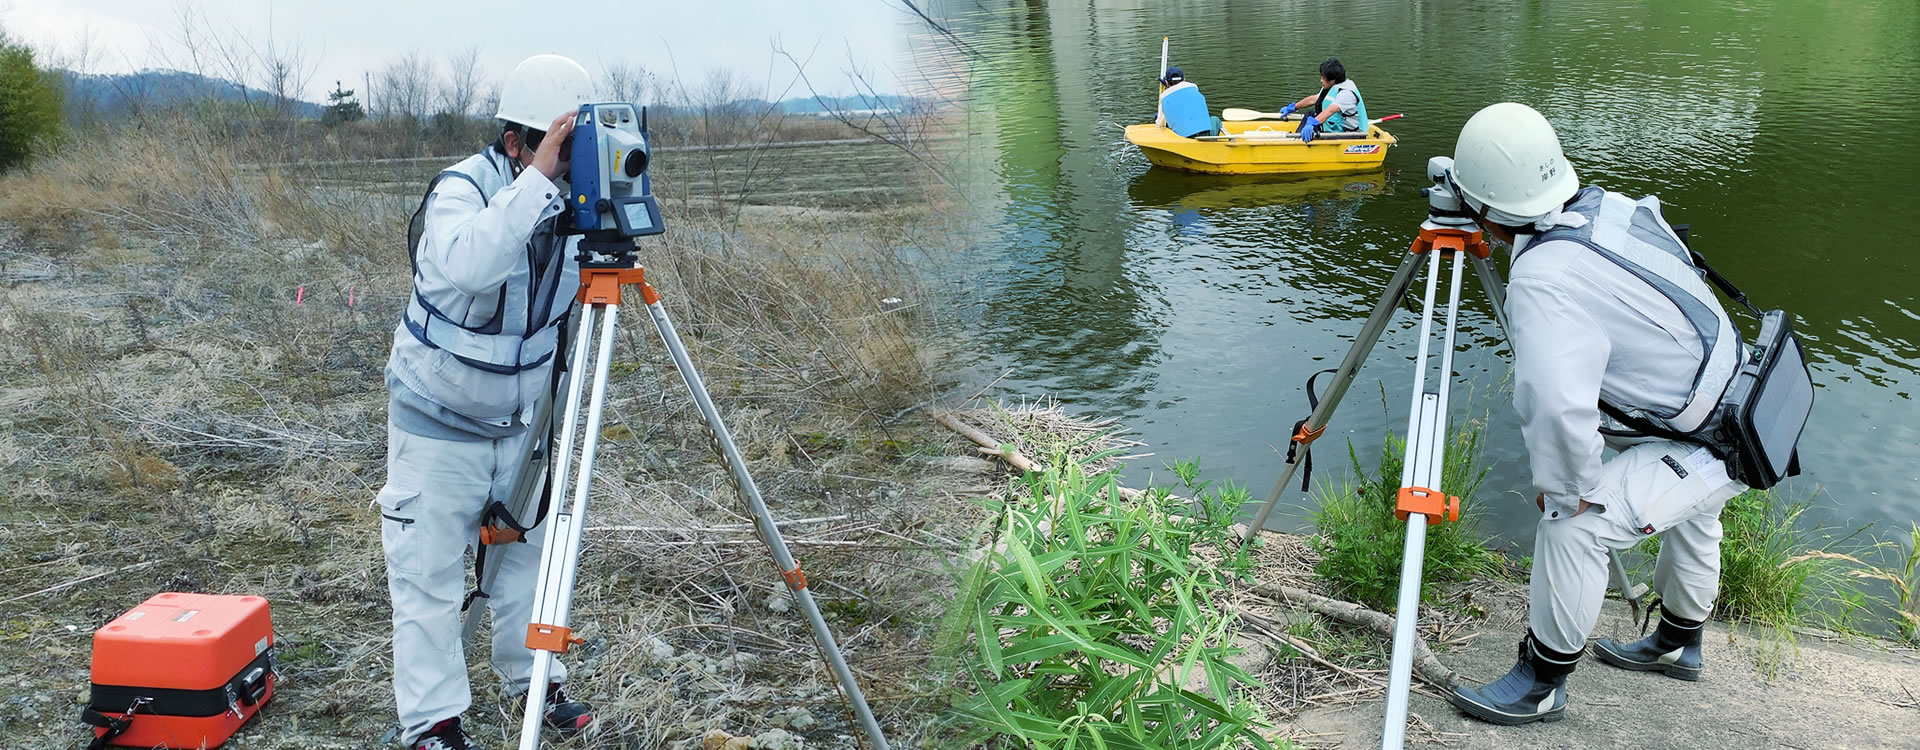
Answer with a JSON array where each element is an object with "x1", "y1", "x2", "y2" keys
[
  {"x1": 585, "y1": 514, "x2": 850, "y2": 534},
  {"x1": 932, "y1": 409, "x2": 1152, "y2": 501},
  {"x1": 933, "y1": 409, "x2": 1038, "y2": 472},
  {"x1": 1236, "y1": 607, "x2": 1385, "y2": 688},
  {"x1": 1248, "y1": 583, "x2": 1458, "y2": 689}
]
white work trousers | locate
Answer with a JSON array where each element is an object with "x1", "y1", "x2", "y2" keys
[
  {"x1": 1529, "y1": 440, "x2": 1747, "y2": 655},
  {"x1": 377, "y1": 421, "x2": 566, "y2": 743}
]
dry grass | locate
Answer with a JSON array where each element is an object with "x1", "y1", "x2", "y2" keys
[{"x1": 0, "y1": 110, "x2": 978, "y2": 748}]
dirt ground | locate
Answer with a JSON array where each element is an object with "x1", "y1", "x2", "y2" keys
[
  {"x1": 0, "y1": 411, "x2": 990, "y2": 750},
  {"x1": 0, "y1": 128, "x2": 986, "y2": 748},
  {"x1": 6, "y1": 126, "x2": 1914, "y2": 749},
  {"x1": 1237, "y1": 538, "x2": 1920, "y2": 750}
]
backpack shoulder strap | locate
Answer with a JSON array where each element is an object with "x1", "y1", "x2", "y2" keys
[
  {"x1": 407, "y1": 171, "x2": 488, "y2": 278},
  {"x1": 1669, "y1": 223, "x2": 1763, "y2": 319}
]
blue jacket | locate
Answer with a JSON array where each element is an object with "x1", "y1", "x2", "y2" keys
[{"x1": 1159, "y1": 82, "x2": 1212, "y2": 138}]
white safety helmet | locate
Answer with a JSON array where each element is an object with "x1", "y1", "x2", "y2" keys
[
  {"x1": 496, "y1": 54, "x2": 596, "y2": 132},
  {"x1": 1450, "y1": 102, "x2": 1579, "y2": 224}
]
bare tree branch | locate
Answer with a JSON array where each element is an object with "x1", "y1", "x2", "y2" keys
[
  {"x1": 883, "y1": 0, "x2": 979, "y2": 59},
  {"x1": 440, "y1": 46, "x2": 481, "y2": 117},
  {"x1": 377, "y1": 50, "x2": 435, "y2": 121},
  {"x1": 601, "y1": 61, "x2": 640, "y2": 105},
  {"x1": 772, "y1": 42, "x2": 953, "y2": 188}
]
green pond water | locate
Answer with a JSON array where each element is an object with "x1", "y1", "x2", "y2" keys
[{"x1": 929, "y1": 0, "x2": 1920, "y2": 551}]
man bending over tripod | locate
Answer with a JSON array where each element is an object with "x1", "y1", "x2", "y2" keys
[
  {"x1": 1441, "y1": 103, "x2": 1750, "y2": 725},
  {"x1": 376, "y1": 54, "x2": 595, "y2": 750}
]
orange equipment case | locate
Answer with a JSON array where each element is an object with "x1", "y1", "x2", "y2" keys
[{"x1": 84, "y1": 593, "x2": 277, "y2": 749}]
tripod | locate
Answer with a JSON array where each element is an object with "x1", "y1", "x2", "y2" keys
[
  {"x1": 1235, "y1": 209, "x2": 1646, "y2": 749},
  {"x1": 512, "y1": 249, "x2": 890, "y2": 750}
]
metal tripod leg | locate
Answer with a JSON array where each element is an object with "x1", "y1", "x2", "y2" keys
[
  {"x1": 1609, "y1": 549, "x2": 1651, "y2": 622},
  {"x1": 641, "y1": 295, "x2": 892, "y2": 750},
  {"x1": 516, "y1": 302, "x2": 607, "y2": 750},
  {"x1": 462, "y1": 369, "x2": 565, "y2": 646},
  {"x1": 1382, "y1": 244, "x2": 1470, "y2": 750},
  {"x1": 1469, "y1": 252, "x2": 1512, "y2": 338},
  {"x1": 1238, "y1": 249, "x2": 1428, "y2": 548}
]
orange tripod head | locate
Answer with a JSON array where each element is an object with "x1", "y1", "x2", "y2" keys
[
  {"x1": 572, "y1": 234, "x2": 659, "y2": 306},
  {"x1": 1409, "y1": 224, "x2": 1491, "y2": 260}
]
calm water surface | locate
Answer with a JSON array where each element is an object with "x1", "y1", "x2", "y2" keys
[{"x1": 927, "y1": 0, "x2": 1920, "y2": 549}]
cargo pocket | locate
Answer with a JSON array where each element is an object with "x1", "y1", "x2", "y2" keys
[
  {"x1": 376, "y1": 486, "x2": 423, "y2": 576},
  {"x1": 1615, "y1": 445, "x2": 1733, "y2": 536}
]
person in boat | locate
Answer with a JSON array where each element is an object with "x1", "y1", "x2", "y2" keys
[
  {"x1": 1155, "y1": 66, "x2": 1216, "y2": 138},
  {"x1": 1277, "y1": 58, "x2": 1366, "y2": 143}
]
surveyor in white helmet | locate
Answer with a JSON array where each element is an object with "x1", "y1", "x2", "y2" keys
[
  {"x1": 377, "y1": 54, "x2": 597, "y2": 750},
  {"x1": 1441, "y1": 103, "x2": 1748, "y2": 725}
]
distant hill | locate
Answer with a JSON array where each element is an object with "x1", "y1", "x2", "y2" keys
[
  {"x1": 59, "y1": 69, "x2": 325, "y2": 119},
  {"x1": 776, "y1": 94, "x2": 918, "y2": 114},
  {"x1": 52, "y1": 69, "x2": 916, "y2": 121}
]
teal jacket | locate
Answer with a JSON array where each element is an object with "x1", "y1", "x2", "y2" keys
[{"x1": 1314, "y1": 80, "x2": 1367, "y2": 133}]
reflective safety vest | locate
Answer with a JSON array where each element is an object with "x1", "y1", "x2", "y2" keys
[
  {"x1": 1523, "y1": 186, "x2": 1742, "y2": 436},
  {"x1": 1160, "y1": 82, "x2": 1212, "y2": 138},
  {"x1": 392, "y1": 149, "x2": 577, "y2": 427},
  {"x1": 1310, "y1": 80, "x2": 1367, "y2": 133}
]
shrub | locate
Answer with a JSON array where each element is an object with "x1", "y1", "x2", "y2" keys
[
  {"x1": 943, "y1": 456, "x2": 1283, "y2": 749},
  {"x1": 1892, "y1": 524, "x2": 1920, "y2": 643},
  {"x1": 1628, "y1": 489, "x2": 1918, "y2": 669},
  {"x1": 1308, "y1": 422, "x2": 1504, "y2": 611},
  {"x1": 1715, "y1": 490, "x2": 1875, "y2": 633},
  {"x1": 0, "y1": 32, "x2": 64, "y2": 171}
]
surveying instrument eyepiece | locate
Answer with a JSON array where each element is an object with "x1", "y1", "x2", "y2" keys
[
  {"x1": 1235, "y1": 155, "x2": 1645, "y2": 749},
  {"x1": 462, "y1": 102, "x2": 890, "y2": 750}
]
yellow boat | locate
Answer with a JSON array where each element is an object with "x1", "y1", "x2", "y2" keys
[{"x1": 1125, "y1": 120, "x2": 1398, "y2": 176}]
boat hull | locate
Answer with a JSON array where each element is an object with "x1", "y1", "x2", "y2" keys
[{"x1": 1125, "y1": 122, "x2": 1397, "y2": 175}]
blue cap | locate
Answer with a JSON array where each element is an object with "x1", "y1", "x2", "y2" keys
[{"x1": 1161, "y1": 66, "x2": 1184, "y2": 85}]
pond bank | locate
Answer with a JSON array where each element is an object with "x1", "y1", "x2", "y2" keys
[{"x1": 939, "y1": 404, "x2": 1920, "y2": 748}]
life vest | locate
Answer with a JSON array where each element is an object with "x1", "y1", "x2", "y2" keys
[
  {"x1": 1522, "y1": 186, "x2": 1742, "y2": 437},
  {"x1": 1309, "y1": 80, "x2": 1367, "y2": 133},
  {"x1": 1159, "y1": 82, "x2": 1212, "y2": 138},
  {"x1": 391, "y1": 149, "x2": 577, "y2": 427}
]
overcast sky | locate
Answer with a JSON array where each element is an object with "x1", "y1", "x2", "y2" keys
[{"x1": 0, "y1": 0, "x2": 919, "y2": 102}]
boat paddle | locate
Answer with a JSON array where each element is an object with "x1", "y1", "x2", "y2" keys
[
  {"x1": 1220, "y1": 108, "x2": 1301, "y2": 122},
  {"x1": 1222, "y1": 108, "x2": 1403, "y2": 124}
]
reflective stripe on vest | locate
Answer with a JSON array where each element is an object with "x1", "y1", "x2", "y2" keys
[
  {"x1": 1160, "y1": 83, "x2": 1212, "y2": 138},
  {"x1": 402, "y1": 150, "x2": 571, "y2": 376},
  {"x1": 1523, "y1": 186, "x2": 1742, "y2": 433},
  {"x1": 403, "y1": 294, "x2": 562, "y2": 375}
]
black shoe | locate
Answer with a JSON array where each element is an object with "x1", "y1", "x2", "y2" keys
[
  {"x1": 1592, "y1": 606, "x2": 1705, "y2": 681},
  {"x1": 541, "y1": 683, "x2": 593, "y2": 736},
  {"x1": 1450, "y1": 632, "x2": 1581, "y2": 726},
  {"x1": 413, "y1": 716, "x2": 479, "y2": 750}
]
